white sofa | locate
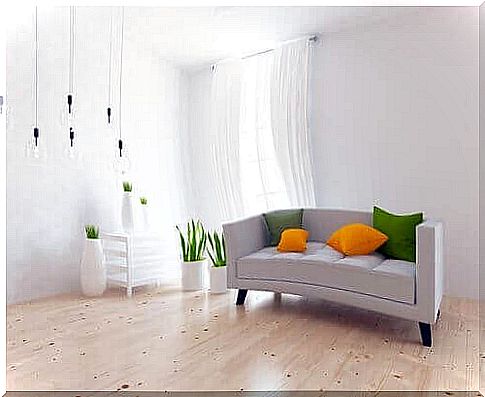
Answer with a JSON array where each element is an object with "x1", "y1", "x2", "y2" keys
[{"x1": 223, "y1": 208, "x2": 443, "y2": 346}]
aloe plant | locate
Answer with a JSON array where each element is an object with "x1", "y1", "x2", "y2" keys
[
  {"x1": 122, "y1": 181, "x2": 132, "y2": 192},
  {"x1": 176, "y1": 219, "x2": 207, "y2": 262},
  {"x1": 140, "y1": 197, "x2": 147, "y2": 205},
  {"x1": 85, "y1": 224, "x2": 99, "y2": 239},
  {"x1": 207, "y1": 230, "x2": 226, "y2": 267}
]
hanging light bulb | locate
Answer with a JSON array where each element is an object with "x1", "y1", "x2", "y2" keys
[
  {"x1": 25, "y1": 126, "x2": 40, "y2": 158},
  {"x1": 112, "y1": 7, "x2": 131, "y2": 175},
  {"x1": 26, "y1": 7, "x2": 47, "y2": 161},
  {"x1": 112, "y1": 138, "x2": 131, "y2": 174},
  {"x1": 64, "y1": 127, "x2": 77, "y2": 160}
]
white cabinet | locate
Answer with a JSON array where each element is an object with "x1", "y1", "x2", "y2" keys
[{"x1": 100, "y1": 231, "x2": 164, "y2": 296}]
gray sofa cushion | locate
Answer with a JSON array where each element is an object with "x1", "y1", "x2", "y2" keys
[{"x1": 237, "y1": 242, "x2": 415, "y2": 304}]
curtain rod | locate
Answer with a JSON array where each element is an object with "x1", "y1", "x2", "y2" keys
[
  {"x1": 241, "y1": 35, "x2": 318, "y2": 60},
  {"x1": 210, "y1": 34, "x2": 319, "y2": 70}
]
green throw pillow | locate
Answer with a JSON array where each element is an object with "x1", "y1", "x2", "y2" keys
[
  {"x1": 263, "y1": 209, "x2": 304, "y2": 246},
  {"x1": 372, "y1": 206, "x2": 423, "y2": 263}
]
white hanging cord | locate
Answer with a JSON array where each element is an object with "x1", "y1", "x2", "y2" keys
[
  {"x1": 108, "y1": 8, "x2": 113, "y2": 107},
  {"x1": 34, "y1": 7, "x2": 39, "y2": 127},
  {"x1": 106, "y1": 8, "x2": 114, "y2": 124},
  {"x1": 66, "y1": 6, "x2": 75, "y2": 116},
  {"x1": 69, "y1": 6, "x2": 75, "y2": 94},
  {"x1": 118, "y1": 7, "x2": 124, "y2": 140},
  {"x1": 67, "y1": 6, "x2": 76, "y2": 150},
  {"x1": 30, "y1": 6, "x2": 40, "y2": 149},
  {"x1": 108, "y1": 10, "x2": 113, "y2": 104}
]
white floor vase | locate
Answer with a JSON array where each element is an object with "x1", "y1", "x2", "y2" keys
[
  {"x1": 181, "y1": 259, "x2": 207, "y2": 291},
  {"x1": 210, "y1": 266, "x2": 227, "y2": 294},
  {"x1": 121, "y1": 192, "x2": 134, "y2": 233},
  {"x1": 141, "y1": 206, "x2": 150, "y2": 230},
  {"x1": 80, "y1": 238, "x2": 106, "y2": 297}
]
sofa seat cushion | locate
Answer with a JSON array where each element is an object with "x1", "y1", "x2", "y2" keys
[{"x1": 237, "y1": 242, "x2": 415, "y2": 304}]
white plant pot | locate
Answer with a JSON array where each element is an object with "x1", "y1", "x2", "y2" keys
[
  {"x1": 141, "y1": 205, "x2": 150, "y2": 230},
  {"x1": 181, "y1": 259, "x2": 207, "y2": 291},
  {"x1": 80, "y1": 239, "x2": 106, "y2": 297},
  {"x1": 121, "y1": 192, "x2": 134, "y2": 233},
  {"x1": 210, "y1": 265, "x2": 227, "y2": 294}
]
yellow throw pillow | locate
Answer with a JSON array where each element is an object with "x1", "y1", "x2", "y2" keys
[
  {"x1": 277, "y1": 228, "x2": 309, "y2": 252},
  {"x1": 327, "y1": 223, "x2": 388, "y2": 256}
]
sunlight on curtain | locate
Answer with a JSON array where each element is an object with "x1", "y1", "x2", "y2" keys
[
  {"x1": 204, "y1": 37, "x2": 315, "y2": 224},
  {"x1": 239, "y1": 53, "x2": 290, "y2": 215},
  {"x1": 271, "y1": 40, "x2": 316, "y2": 207},
  {"x1": 208, "y1": 62, "x2": 245, "y2": 222}
]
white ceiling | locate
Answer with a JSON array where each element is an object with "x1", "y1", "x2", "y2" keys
[{"x1": 125, "y1": 6, "x2": 473, "y2": 70}]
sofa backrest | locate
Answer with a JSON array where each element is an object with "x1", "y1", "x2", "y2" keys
[{"x1": 303, "y1": 208, "x2": 372, "y2": 242}]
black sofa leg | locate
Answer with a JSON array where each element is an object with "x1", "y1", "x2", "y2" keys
[
  {"x1": 418, "y1": 322, "x2": 432, "y2": 347},
  {"x1": 236, "y1": 289, "x2": 248, "y2": 305}
]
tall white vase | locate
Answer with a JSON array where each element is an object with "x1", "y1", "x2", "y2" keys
[
  {"x1": 80, "y1": 238, "x2": 106, "y2": 297},
  {"x1": 122, "y1": 192, "x2": 134, "y2": 233}
]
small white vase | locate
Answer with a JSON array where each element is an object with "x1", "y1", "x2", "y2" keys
[
  {"x1": 141, "y1": 205, "x2": 150, "y2": 230},
  {"x1": 181, "y1": 259, "x2": 207, "y2": 291},
  {"x1": 121, "y1": 192, "x2": 134, "y2": 233},
  {"x1": 210, "y1": 265, "x2": 227, "y2": 294},
  {"x1": 80, "y1": 238, "x2": 106, "y2": 297}
]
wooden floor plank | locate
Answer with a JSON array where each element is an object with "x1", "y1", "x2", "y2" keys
[{"x1": 6, "y1": 285, "x2": 479, "y2": 391}]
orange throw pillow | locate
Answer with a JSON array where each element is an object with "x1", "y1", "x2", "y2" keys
[
  {"x1": 327, "y1": 223, "x2": 388, "y2": 256},
  {"x1": 277, "y1": 228, "x2": 309, "y2": 252}
]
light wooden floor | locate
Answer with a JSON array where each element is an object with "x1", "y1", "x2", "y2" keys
[{"x1": 6, "y1": 285, "x2": 479, "y2": 391}]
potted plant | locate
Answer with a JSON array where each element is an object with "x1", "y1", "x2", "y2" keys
[
  {"x1": 121, "y1": 181, "x2": 134, "y2": 233},
  {"x1": 80, "y1": 225, "x2": 106, "y2": 297},
  {"x1": 139, "y1": 196, "x2": 149, "y2": 230},
  {"x1": 176, "y1": 220, "x2": 207, "y2": 291},
  {"x1": 207, "y1": 230, "x2": 227, "y2": 294}
]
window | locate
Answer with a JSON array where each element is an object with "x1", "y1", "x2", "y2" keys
[{"x1": 238, "y1": 53, "x2": 290, "y2": 215}]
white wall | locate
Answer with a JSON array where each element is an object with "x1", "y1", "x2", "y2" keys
[
  {"x1": 0, "y1": 7, "x2": 6, "y2": 395},
  {"x1": 185, "y1": 8, "x2": 480, "y2": 299},
  {"x1": 309, "y1": 7, "x2": 479, "y2": 298},
  {"x1": 185, "y1": 67, "x2": 227, "y2": 230},
  {"x1": 8, "y1": 6, "x2": 480, "y2": 302},
  {"x1": 6, "y1": 7, "x2": 188, "y2": 304}
]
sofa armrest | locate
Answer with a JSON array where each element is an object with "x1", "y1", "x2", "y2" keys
[
  {"x1": 416, "y1": 220, "x2": 443, "y2": 323},
  {"x1": 223, "y1": 215, "x2": 267, "y2": 288}
]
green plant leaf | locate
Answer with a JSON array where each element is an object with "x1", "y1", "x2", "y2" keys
[
  {"x1": 176, "y1": 225, "x2": 187, "y2": 261},
  {"x1": 85, "y1": 224, "x2": 99, "y2": 239},
  {"x1": 214, "y1": 232, "x2": 221, "y2": 261},
  {"x1": 222, "y1": 233, "x2": 226, "y2": 261},
  {"x1": 207, "y1": 232, "x2": 214, "y2": 251},
  {"x1": 177, "y1": 219, "x2": 209, "y2": 262},
  {"x1": 207, "y1": 250, "x2": 215, "y2": 266},
  {"x1": 205, "y1": 229, "x2": 226, "y2": 267},
  {"x1": 122, "y1": 181, "x2": 132, "y2": 192}
]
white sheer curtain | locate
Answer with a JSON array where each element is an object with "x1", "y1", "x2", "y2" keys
[
  {"x1": 208, "y1": 61, "x2": 245, "y2": 223},
  {"x1": 270, "y1": 39, "x2": 316, "y2": 207},
  {"x1": 203, "y1": 37, "x2": 315, "y2": 225},
  {"x1": 239, "y1": 52, "x2": 290, "y2": 215}
]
